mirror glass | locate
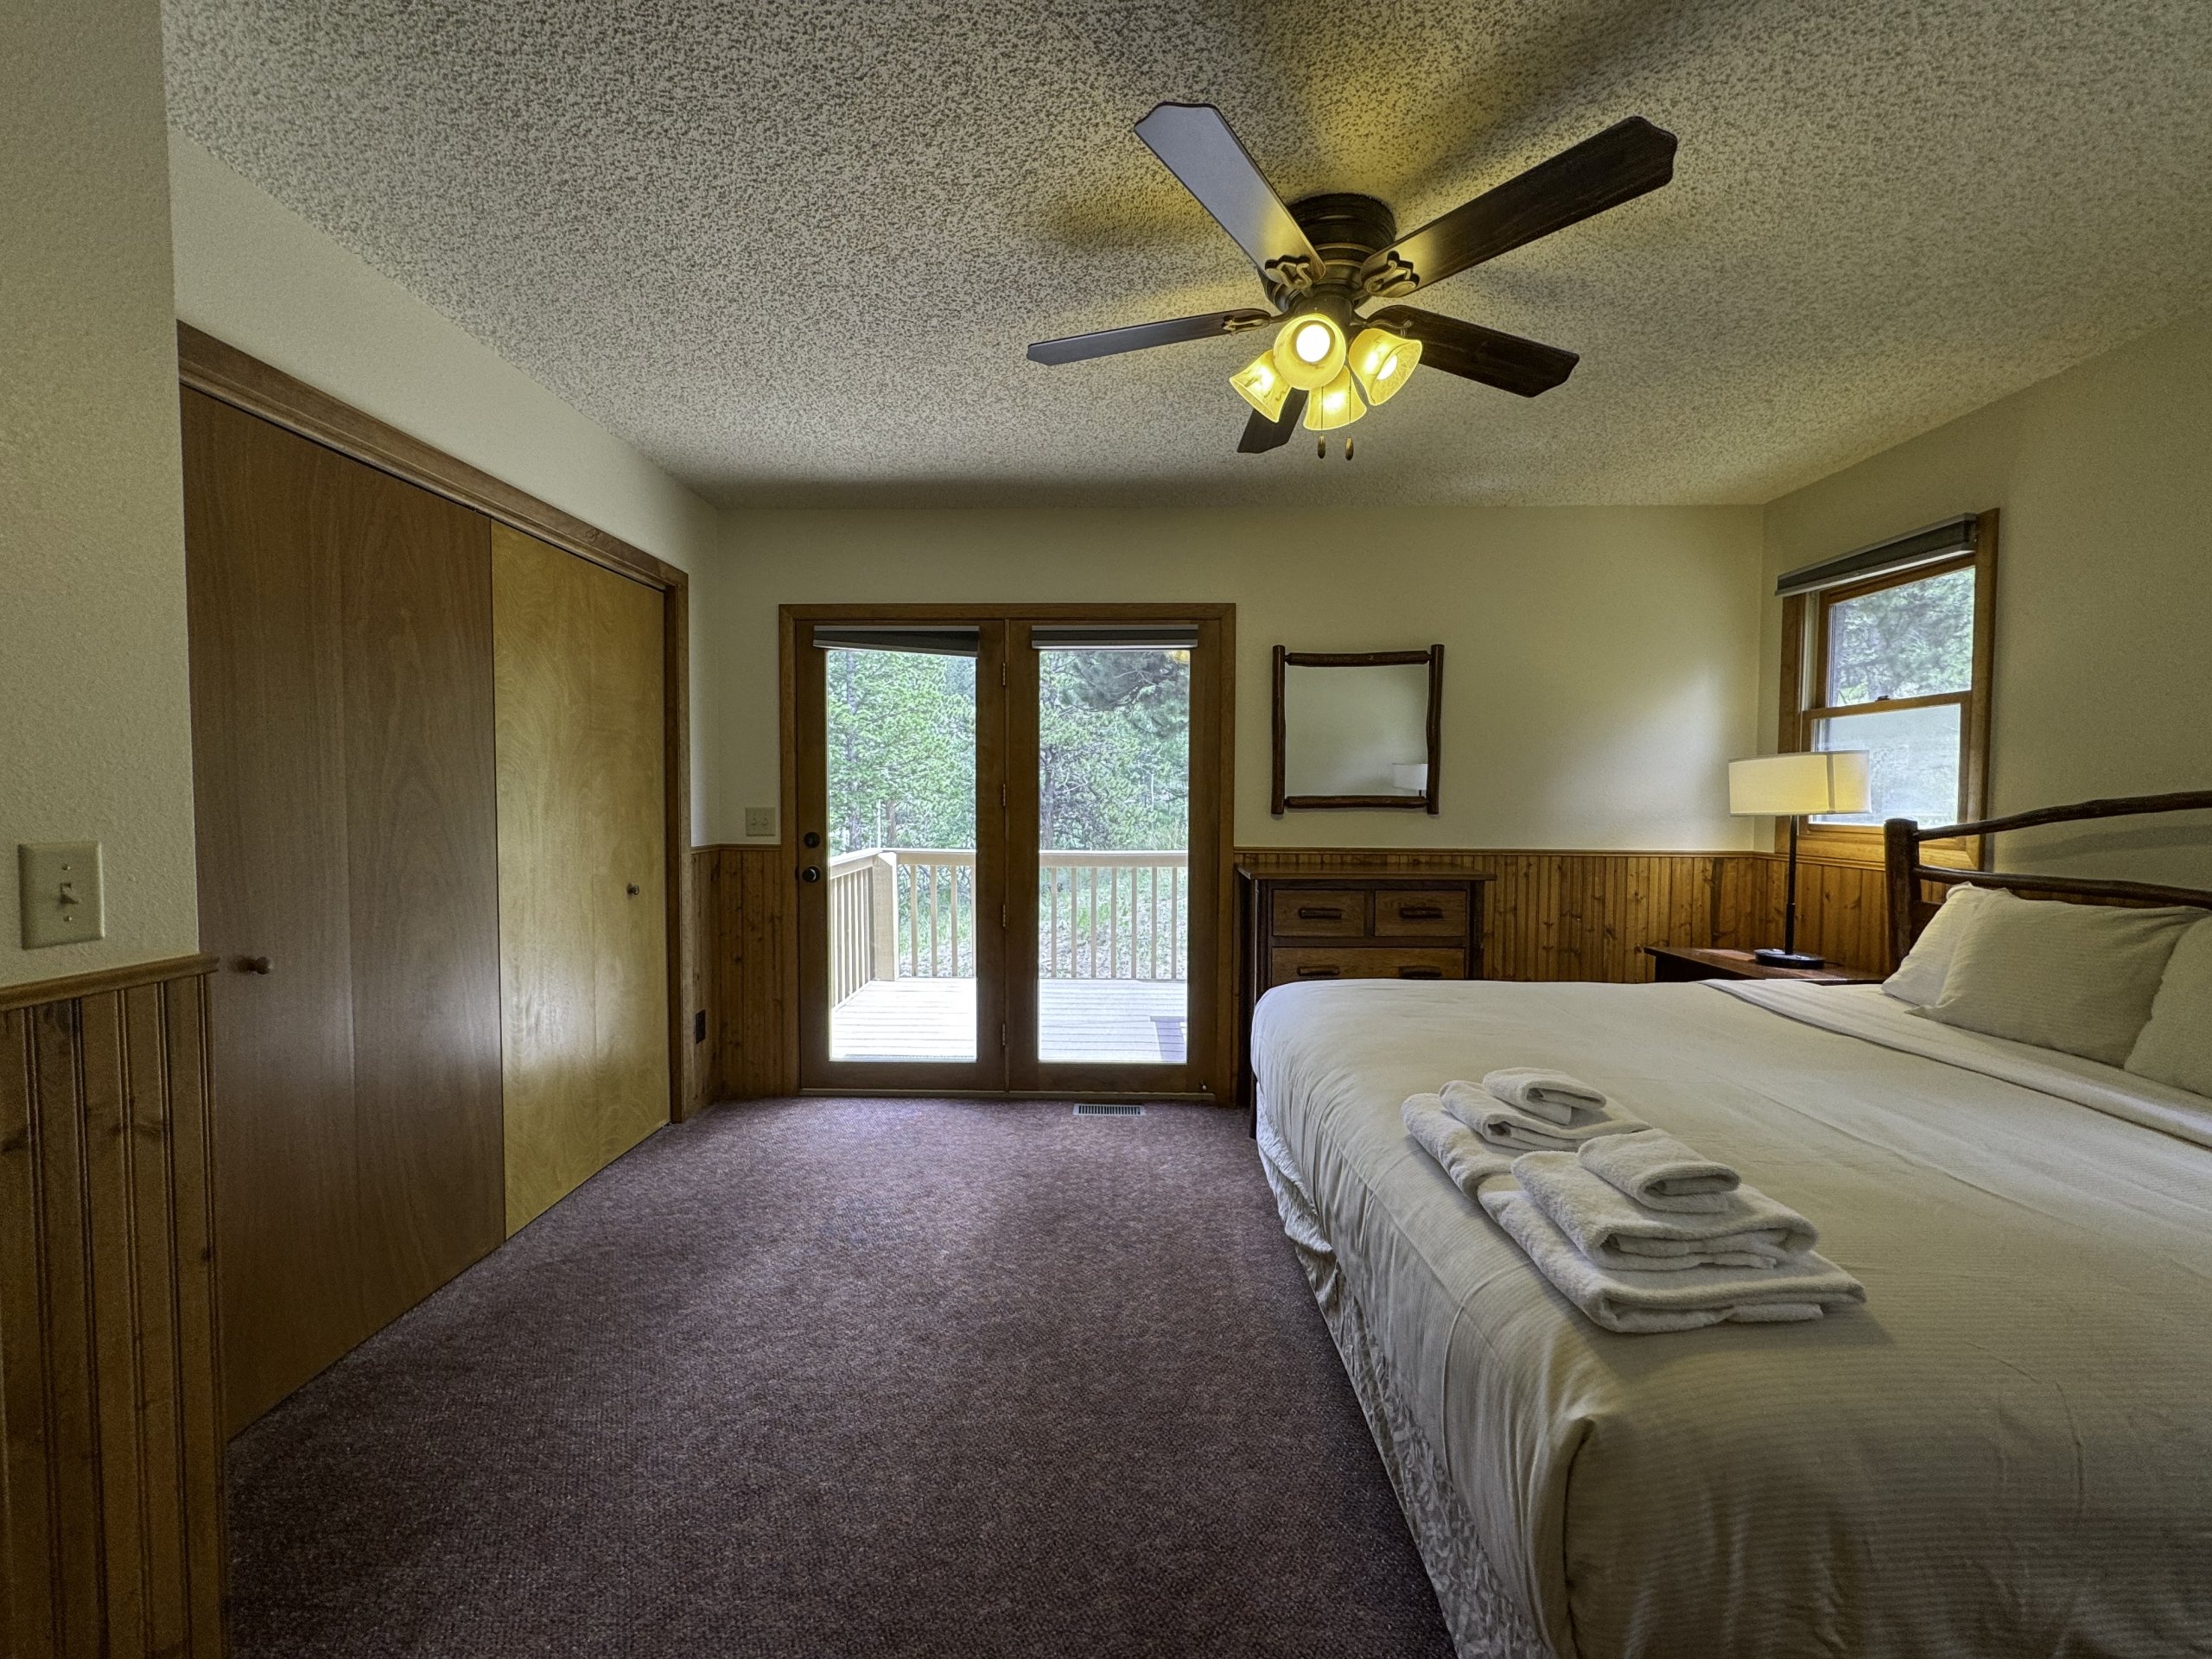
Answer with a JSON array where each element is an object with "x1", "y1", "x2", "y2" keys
[{"x1": 1282, "y1": 661, "x2": 1432, "y2": 799}]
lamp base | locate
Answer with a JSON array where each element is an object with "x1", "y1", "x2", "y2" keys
[{"x1": 1752, "y1": 947, "x2": 1827, "y2": 970}]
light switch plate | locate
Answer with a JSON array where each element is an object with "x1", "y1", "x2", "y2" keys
[
  {"x1": 19, "y1": 842, "x2": 105, "y2": 948},
  {"x1": 743, "y1": 806, "x2": 777, "y2": 839}
]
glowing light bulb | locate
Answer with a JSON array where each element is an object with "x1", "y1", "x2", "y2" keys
[
  {"x1": 1270, "y1": 312, "x2": 1346, "y2": 391},
  {"x1": 1349, "y1": 327, "x2": 1421, "y2": 406},
  {"x1": 1229, "y1": 352, "x2": 1291, "y2": 420},
  {"x1": 1302, "y1": 368, "x2": 1366, "y2": 431}
]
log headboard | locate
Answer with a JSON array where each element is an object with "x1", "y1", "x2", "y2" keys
[{"x1": 1883, "y1": 790, "x2": 2212, "y2": 966}]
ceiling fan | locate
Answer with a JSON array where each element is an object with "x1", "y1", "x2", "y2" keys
[{"x1": 1028, "y1": 104, "x2": 1677, "y2": 454}]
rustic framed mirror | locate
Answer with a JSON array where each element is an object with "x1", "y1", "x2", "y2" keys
[{"x1": 1271, "y1": 645, "x2": 1443, "y2": 813}]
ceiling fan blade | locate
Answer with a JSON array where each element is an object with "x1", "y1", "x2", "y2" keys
[
  {"x1": 1028, "y1": 308, "x2": 1273, "y2": 365},
  {"x1": 1360, "y1": 117, "x2": 1676, "y2": 297},
  {"x1": 1236, "y1": 388, "x2": 1307, "y2": 453},
  {"x1": 1370, "y1": 306, "x2": 1579, "y2": 397},
  {"x1": 1135, "y1": 103, "x2": 1322, "y2": 289}
]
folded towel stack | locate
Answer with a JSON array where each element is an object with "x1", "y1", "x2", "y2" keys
[
  {"x1": 1400, "y1": 1075, "x2": 1866, "y2": 1334},
  {"x1": 1400, "y1": 1094, "x2": 1515, "y2": 1200},
  {"x1": 1440, "y1": 1072, "x2": 1649, "y2": 1152}
]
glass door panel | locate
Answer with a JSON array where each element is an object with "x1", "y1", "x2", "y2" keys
[
  {"x1": 797, "y1": 622, "x2": 1006, "y2": 1090},
  {"x1": 1032, "y1": 633, "x2": 1192, "y2": 1067}
]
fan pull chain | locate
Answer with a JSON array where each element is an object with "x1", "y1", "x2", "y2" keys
[
  {"x1": 1345, "y1": 438, "x2": 1355, "y2": 461},
  {"x1": 1316, "y1": 437, "x2": 1326, "y2": 460}
]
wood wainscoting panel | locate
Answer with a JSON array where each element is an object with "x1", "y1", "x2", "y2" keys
[
  {"x1": 696, "y1": 845, "x2": 798, "y2": 1101},
  {"x1": 690, "y1": 845, "x2": 1904, "y2": 1104},
  {"x1": 493, "y1": 524, "x2": 671, "y2": 1233},
  {"x1": 0, "y1": 963, "x2": 226, "y2": 1657}
]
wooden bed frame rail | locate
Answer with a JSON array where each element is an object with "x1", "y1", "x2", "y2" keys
[{"x1": 1884, "y1": 789, "x2": 2212, "y2": 966}]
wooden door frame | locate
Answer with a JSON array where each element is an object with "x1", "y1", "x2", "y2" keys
[
  {"x1": 178, "y1": 324, "x2": 699, "y2": 1124},
  {"x1": 792, "y1": 618, "x2": 1012, "y2": 1092},
  {"x1": 779, "y1": 601, "x2": 1237, "y2": 1101}
]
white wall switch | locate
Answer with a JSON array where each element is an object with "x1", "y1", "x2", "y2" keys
[
  {"x1": 743, "y1": 806, "x2": 777, "y2": 839},
  {"x1": 18, "y1": 842, "x2": 105, "y2": 948}
]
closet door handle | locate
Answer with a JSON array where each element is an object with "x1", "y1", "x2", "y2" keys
[
  {"x1": 236, "y1": 955, "x2": 272, "y2": 976},
  {"x1": 626, "y1": 883, "x2": 641, "y2": 897}
]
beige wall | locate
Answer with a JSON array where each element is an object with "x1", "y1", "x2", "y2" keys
[
  {"x1": 168, "y1": 133, "x2": 725, "y2": 842},
  {"x1": 707, "y1": 505, "x2": 1766, "y2": 850},
  {"x1": 0, "y1": 0, "x2": 200, "y2": 986},
  {"x1": 1759, "y1": 308, "x2": 2212, "y2": 885}
]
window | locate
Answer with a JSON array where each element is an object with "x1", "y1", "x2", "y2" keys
[{"x1": 1777, "y1": 512, "x2": 1995, "y2": 850}]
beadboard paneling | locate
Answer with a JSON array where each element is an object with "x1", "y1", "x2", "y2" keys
[
  {"x1": 692, "y1": 844, "x2": 1901, "y2": 1103},
  {"x1": 0, "y1": 960, "x2": 226, "y2": 1658}
]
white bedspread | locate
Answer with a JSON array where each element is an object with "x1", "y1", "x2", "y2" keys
[{"x1": 1251, "y1": 979, "x2": 2212, "y2": 1659}]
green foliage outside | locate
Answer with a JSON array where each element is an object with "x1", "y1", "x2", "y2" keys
[
  {"x1": 1824, "y1": 569, "x2": 1974, "y2": 703},
  {"x1": 824, "y1": 648, "x2": 1189, "y2": 854},
  {"x1": 824, "y1": 647, "x2": 1191, "y2": 980}
]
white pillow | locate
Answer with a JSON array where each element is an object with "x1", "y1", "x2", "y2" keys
[
  {"x1": 2126, "y1": 918, "x2": 2212, "y2": 1098},
  {"x1": 1917, "y1": 897, "x2": 2201, "y2": 1065},
  {"x1": 1882, "y1": 885, "x2": 2017, "y2": 1007}
]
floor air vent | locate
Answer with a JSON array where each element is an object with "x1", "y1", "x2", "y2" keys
[{"x1": 1073, "y1": 1103, "x2": 1146, "y2": 1117}]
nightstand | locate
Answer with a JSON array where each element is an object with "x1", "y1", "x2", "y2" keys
[{"x1": 1643, "y1": 944, "x2": 1883, "y2": 985}]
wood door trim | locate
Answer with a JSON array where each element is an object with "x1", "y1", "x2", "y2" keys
[
  {"x1": 791, "y1": 619, "x2": 1011, "y2": 1090},
  {"x1": 178, "y1": 334, "x2": 697, "y2": 1126},
  {"x1": 782, "y1": 603, "x2": 1236, "y2": 1100},
  {"x1": 0, "y1": 954, "x2": 217, "y2": 1014}
]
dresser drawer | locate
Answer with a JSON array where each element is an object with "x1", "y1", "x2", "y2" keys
[
  {"x1": 1271, "y1": 890, "x2": 1367, "y2": 938},
  {"x1": 1268, "y1": 945, "x2": 1465, "y2": 987},
  {"x1": 1374, "y1": 888, "x2": 1469, "y2": 938}
]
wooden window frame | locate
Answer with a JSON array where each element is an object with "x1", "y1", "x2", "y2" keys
[{"x1": 1777, "y1": 510, "x2": 1998, "y2": 866}]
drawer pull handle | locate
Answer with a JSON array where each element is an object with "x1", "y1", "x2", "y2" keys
[
  {"x1": 1397, "y1": 906, "x2": 1445, "y2": 920},
  {"x1": 1296, "y1": 965, "x2": 1341, "y2": 978},
  {"x1": 1397, "y1": 968, "x2": 1444, "y2": 979},
  {"x1": 1295, "y1": 906, "x2": 1343, "y2": 920}
]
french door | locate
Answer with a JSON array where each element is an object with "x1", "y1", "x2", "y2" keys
[{"x1": 791, "y1": 607, "x2": 1229, "y2": 1097}]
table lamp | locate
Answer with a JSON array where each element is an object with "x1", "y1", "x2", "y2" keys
[{"x1": 1727, "y1": 751, "x2": 1871, "y2": 969}]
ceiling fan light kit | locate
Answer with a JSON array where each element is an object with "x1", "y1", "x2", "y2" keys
[{"x1": 1027, "y1": 101, "x2": 1677, "y2": 457}]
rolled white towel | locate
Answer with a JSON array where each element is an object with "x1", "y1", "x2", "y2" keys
[
  {"x1": 1401, "y1": 1094, "x2": 1516, "y2": 1199},
  {"x1": 1477, "y1": 1182, "x2": 1865, "y2": 1334},
  {"x1": 1441, "y1": 1081, "x2": 1648, "y2": 1153},
  {"x1": 1579, "y1": 1128, "x2": 1741, "y2": 1215},
  {"x1": 1512, "y1": 1152, "x2": 1819, "y2": 1271},
  {"x1": 1477, "y1": 1066, "x2": 1611, "y2": 1127}
]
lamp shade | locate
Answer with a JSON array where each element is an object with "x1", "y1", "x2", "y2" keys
[
  {"x1": 1349, "y1": 327, "x2": 1421, "y2": 405},
  {"x1": 1229, "y1": 352, "x2": 1292, "y2": 420},
  {"x1": 1272, "y1": 312, "x2": 1347, "y2": 391},
  {"x1": 1302, "y1": 368, "x2": 1365, "y2": 431},
  {"x1": 1727, "y1": 750, "x2": 1871, "y2": 817}
]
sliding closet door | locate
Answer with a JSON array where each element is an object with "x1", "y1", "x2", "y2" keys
[
  {"x1": 184, "y1": 390, "x2": 505, "y2": 1433},
  {"x1": 492, "y1": 524, "x2": 670, "y2": 1232}
]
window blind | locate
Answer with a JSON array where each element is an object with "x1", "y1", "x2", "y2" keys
[
  {"x1": 1774, "y1": 514, "x2": 1980, "y2": 598},
  {"x1": 1027, "y1": 625, "x2": 1199, "y2": 651},
  {"x1": 810, "y1": 626, "x2": 980, "y2": 657}
]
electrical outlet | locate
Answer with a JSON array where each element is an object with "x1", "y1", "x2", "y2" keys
[
  {"x1": 18, "y1": 842, "x2": 105, "y2": 948},
  {"x1": 744, "y1": 805, "x2": 777, "y2": 839}
]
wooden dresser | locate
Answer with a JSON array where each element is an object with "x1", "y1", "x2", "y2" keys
[{"x1": 1235, "y1": 865, "x2": 1491, "y2": 1113}]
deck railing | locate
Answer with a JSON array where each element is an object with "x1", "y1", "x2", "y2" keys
[{"x1": 825, "y1": 848, "x2": 1187, "y2": 1004}]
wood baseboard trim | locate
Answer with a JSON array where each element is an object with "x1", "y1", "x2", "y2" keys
[{"x1": 0, "y1": 952, "x2": 219, "y2": 1013}]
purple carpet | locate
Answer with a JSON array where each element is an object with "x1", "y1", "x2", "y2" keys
[{"x1": 226, "y1": 1098, "x2": 1453, "y2": 1656}]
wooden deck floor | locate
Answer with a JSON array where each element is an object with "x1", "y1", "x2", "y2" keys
[{"x1": 830, "y1": 977, "x2": 1187, "y2": 1065}]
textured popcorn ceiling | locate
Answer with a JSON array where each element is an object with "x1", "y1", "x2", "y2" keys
[{"x1": 163, "y1": 1, "x2": 2212, "y2": 508}]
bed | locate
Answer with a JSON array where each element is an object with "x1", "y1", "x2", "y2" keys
[{"x1": 1249, "y1": 795, "x2": 2212, "y2": 1658}]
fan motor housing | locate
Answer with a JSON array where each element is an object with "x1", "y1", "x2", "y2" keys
[{"x1": 1288, "y1": 193, "x2": 1398, "y2": 269}]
